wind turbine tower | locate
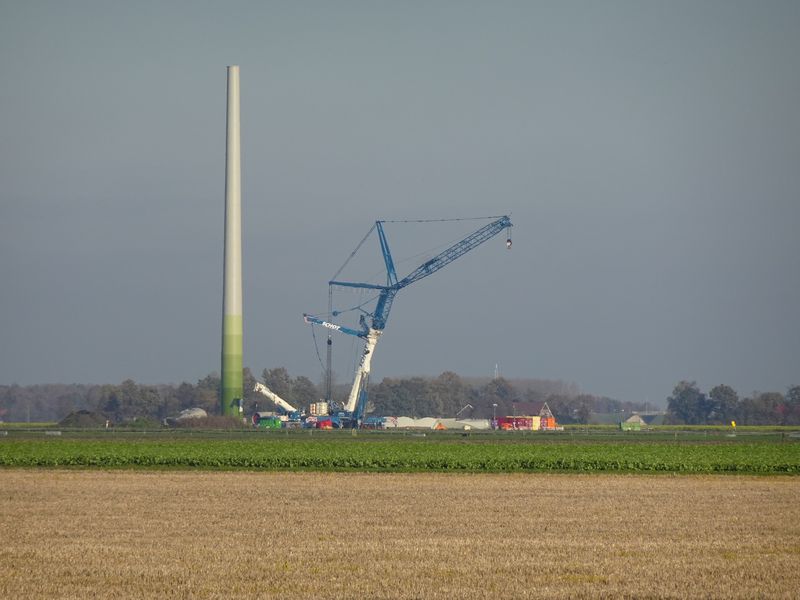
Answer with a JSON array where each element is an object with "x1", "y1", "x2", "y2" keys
[{"x1": 221, "y1": 65, "x2": 243, "y2": 416}]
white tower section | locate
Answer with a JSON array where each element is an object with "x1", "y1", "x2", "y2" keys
[{"x1": 221, "y1": 65, "x2": 243, "y2": 416}]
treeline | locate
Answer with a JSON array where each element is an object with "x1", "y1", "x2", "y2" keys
[
  {"x1": 6, "y1": 370, "x2": 796, "y2": 426},
  {"x1": 2, "y1": 368, "x2": 641, "y2": 425},
  {"x1": 666, "y1": 381, "x2": 800, "y2": 425},
  {"x1": 0, "y1": 375, "x2": 222, "y2": 425}
]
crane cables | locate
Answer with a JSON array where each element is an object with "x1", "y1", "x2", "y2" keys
[
  {"x1": 378, "y1": 214, "x2": 508, "y2": 224},
  {"x1": 309, "y1": 320, "x2": 326, "y2": 373},
  {"x1": 329, "y1": 223, "x2": 376, "y2": 283}
]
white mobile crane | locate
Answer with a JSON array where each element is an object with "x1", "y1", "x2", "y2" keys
[{"x1": 253, "y1": 381, "x2": 302, "y2": 423}]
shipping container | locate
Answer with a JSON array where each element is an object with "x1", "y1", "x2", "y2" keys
[
  {"x1": 251, "y1": 411, "x2": 276, "y2": 425},
  {"x1": 252, "y1": 413, "x2": 282, "y2": 429}
]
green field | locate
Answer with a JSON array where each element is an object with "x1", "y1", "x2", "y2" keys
[{"x1": 1, "y1": 429, "x2": 798, "y2": 473}]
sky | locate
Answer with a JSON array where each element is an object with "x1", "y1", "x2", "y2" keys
[{"x1": 1, "y1": 1, "x2": 798, "y2": 405}]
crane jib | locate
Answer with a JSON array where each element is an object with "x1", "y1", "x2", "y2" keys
[{"x1": 397, "y1": 216, "x2": 512, "y2": 288}]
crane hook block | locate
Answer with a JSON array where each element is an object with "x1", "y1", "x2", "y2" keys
[{"x1": 506, "y1": 238, "x2": 512, "y2": 249}]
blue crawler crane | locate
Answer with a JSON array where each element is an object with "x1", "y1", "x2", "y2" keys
[{"x1": 304, "y1": 215, "x2": 512, "y2": 427}]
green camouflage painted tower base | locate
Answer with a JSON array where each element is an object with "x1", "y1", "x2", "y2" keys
[
  {"x1": 221, "y1": 315, "x2": 242, "y2": 416},
  {"x1": 221, "y1": 65, "x2": 243, "y2": 417}
]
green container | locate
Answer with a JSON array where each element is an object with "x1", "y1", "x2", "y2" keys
[{"x1": 257, "y1": 416, "x2": 283, "y2": 429}]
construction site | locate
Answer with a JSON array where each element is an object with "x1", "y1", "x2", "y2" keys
[{"x1": 246, "y1": 213, "x2": 565, "y2": 433}]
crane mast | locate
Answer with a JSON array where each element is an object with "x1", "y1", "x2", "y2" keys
[
  {"x1": 325, "y1": 286, "x2": 333, "y2": 403},
  {"x1": 343, "y1": 327, "x2": 381, "y2": 414}
]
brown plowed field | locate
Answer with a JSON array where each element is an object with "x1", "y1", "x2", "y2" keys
[{"x1": 1, "y1": 471, "x2": 798, "y2": 598}]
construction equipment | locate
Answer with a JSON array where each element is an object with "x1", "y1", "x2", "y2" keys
[
  {"x1": 304, "y1": 215, "x2": 512, "y2": 427},
  {"x1": 253, "y1": 382, "x2": 302, "y2": 422}
]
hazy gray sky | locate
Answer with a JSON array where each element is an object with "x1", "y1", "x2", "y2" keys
[{"x1": 1, "y1": 1, "x2": 798, "y2": 404}]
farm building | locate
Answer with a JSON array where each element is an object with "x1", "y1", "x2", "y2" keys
[
  {"x1": 500, "y1": 401, "x2": 558, "y2": 430},
  {"x1": 620, "y1": 414, "x2": 647, "y2": 431}
]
